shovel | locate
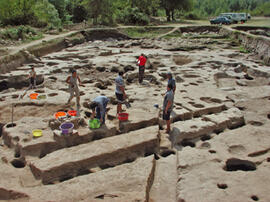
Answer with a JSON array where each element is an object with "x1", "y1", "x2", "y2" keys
[
  {"x1": 119, "y1": 95, "x2": 131, "y2": 109},
  {"x1": 124, "y1": 100, "x2": 131, "y2": 108}
]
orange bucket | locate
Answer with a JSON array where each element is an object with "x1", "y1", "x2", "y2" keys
[
  {"x1": 54, "y1": 111, "x2": 67, "y2": 119},
  {"x1": 30, "y1": 93, "x2": 38, "y2": 100},
  {"x1": 68, "y1": 110, "x2": 77, "y2": 117}
]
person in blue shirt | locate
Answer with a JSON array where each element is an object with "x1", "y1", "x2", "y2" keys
[
  {"x1": 167, "y1": 72, "x2": 176, "y2": 94},
  {"x1": 89, "y1": 96, "x2": 110, "y2": 125},
  {"x1": 163, "y1": 84, "x2": 174, "y2": 133},
  {"x1": 115, "y1": 71, "x2": 127, "y2": 114}
]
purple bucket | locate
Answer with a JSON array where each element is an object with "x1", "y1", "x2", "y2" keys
[{"x1": 60, "y1": 122, "x2": 74, "y2": 135}]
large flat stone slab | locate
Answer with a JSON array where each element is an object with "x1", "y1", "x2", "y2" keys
[
  {"x1": 30, "y1": 126, "x2": 159, "y2": 184},
  {"x1": 115, "y1": 108, "x2": 159, "y2": 133},
  {"x1": 203, "y1": 107, "x2": 245, "y2": 131},
  {"x1": 27, "y1": 156, "x2": 156, "y2": 202},
  {"x1": 2, "y1": 116, "x2": 118, "y2": 158},
  {"x1": 172, "y1": 108, "x2": 244, "y2": 145},
  {"x1": 150, "y1": 155, "x2": 177, "y2": 202},
  {"x1": 172, "y1": 118, "x2": 216, "y2": 144},
  {"x1": 176, "y1": 124, "x2": 270, "y2": 202}
]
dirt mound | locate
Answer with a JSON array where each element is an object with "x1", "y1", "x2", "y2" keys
[
  {"x1": 0, "y1": 75, "x2": 44, "y2": 92},
  {"x1": 81, "y1": 29, "x2": 130, "y2": 41},
  {"x1": 173, "y1": 55, "x2": 192, "y2": 65}
]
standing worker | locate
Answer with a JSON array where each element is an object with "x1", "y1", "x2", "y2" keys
[
  {"x1": 163, "y1": 84, "x2": 174, "y2": 133},
  {"x1": 66, "y1": 69, "x2": 84, "y2": 107},
  {"x1": 115, "y1": 71, "x2": 127, "y2": 114},
  {"x1": 167, "y1": 72, "x2": 176, "y2": 93},
  {"x1": 20, "y1": 67, "x2": 37, "y2": 98},
  {"x1": 137, "y1": 53, "x2": 147, "y2": 84},
  {"x1": 89, "y1": 96, "x2": 110, "y2": 125}
]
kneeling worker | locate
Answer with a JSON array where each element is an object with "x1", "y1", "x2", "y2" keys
[
  {"x1": 89, "y1": 96, "x2": 110, "y2": 125},
  {"x1": 163, "y1": 84, "x2": 174, "y2": 133}
]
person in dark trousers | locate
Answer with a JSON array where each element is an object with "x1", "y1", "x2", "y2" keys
[
  {"x1": 163, "y1": 84, "x2": 174, "y2": 133},
  {"x1": 137, "y1": 53, "x2": 147, "y2": 83},
  {"x1": 21, "y1": 67, "x2": 37, "y2": 98},
  {"x1": 89, "y1": 96, "x2": 110, "y2": 125},
  {"x1": 115, "y1": 71, "x2": 126, "y2": 114},
  {"x1": 167, "y1": 72, "x2": 176, "y2": 93},
  {"x1": 66, "y1": 69, "x2": 84, "y2": 107}
]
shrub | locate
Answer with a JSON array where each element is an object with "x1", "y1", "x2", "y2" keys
[
  {"x1": 117, "y1": 7, "x2": 150, "y2": 25},
  {"x1": 0, "y1": 0, "x2": 37, "y2": 26},
  {"x1": 0, "y1": 25, "x2": 42, "y2": 41},
  {"x1": 252, "y1": 2, "x2": 270, "y2": 17},
  {"x1": 34, "y1": 0, "x2": 61, "y2": 28},
  {"x1": 184, "y1": 12, "x2": 200, "y2": 20}
]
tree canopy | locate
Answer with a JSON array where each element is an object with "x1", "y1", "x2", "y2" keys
[{"x1": 0, "y1": 0, "x2": 269, "y2": 27}]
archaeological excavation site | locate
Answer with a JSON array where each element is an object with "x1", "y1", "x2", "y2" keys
[{"x1": 0, "y1": 25, "x2": 270, "y2": 202}]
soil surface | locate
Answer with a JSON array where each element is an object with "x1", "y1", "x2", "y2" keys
[{"x1": 0, "y1": 27, "x2": 270, "y2": 202}]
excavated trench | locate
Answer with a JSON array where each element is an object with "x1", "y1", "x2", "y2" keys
[{"x1": 0, "y1": 26, "x2": 270, "y2": 201}]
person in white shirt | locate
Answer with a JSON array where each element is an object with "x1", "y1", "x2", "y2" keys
[{"x1": 66, "y1": 69, "x2": 84, "y2": 107}]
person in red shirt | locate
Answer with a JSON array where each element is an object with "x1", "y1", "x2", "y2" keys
[{"x1": 137, "y1": 53, "x2": 147, "y2": 83}]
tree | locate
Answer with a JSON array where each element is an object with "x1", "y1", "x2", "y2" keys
[
  {"x1": 160, "y1": 0, "x2": 193, "y2": 21},
  {"x1": 73, "y1": 5, "x2": 87, "y2": 23},
  {"x1": 34, "y1": 0, "x2": 61, "y2": 27},
  {"x1": 49, "y1": 0, "x2": 66, "y2": 21},
  {"x1": 0, "y1": 0, "x2": 37, "y2": 25},
  {"x1": 129, "y1": 0, "x2": 160, "y2": 15},
  {"x1": 83, "y1": 0, "x2": 114, "y2": 25}
]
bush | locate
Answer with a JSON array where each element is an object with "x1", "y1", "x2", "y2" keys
[
  {"x1": 117, "y1": 7, "x2": 150, "y2": 25},
  {"x1": 34, "y1": 0, "x2": 61, "y2": 28},
  {"x1": 252, "y1": 2, "x2": 270, "y2": 17},
  {"x1": 0, "y1": 25, "x2": 42, "y2": 41},
  {"x1": 184, "y1": 12, "x2": 200, "y2": 20},
  {"x1": 0, "y1": 0, "x2": 37, "y2": 26}
]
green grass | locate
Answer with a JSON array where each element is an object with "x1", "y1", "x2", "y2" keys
[
  {"x1": 119, "y1": 27, "x2": 172, "y2": 38},
  {"x1": 162, "y1": 30, "x2": 182, "y2": 39},
  {"x1": 157, "y1": 17, "x2": 270, "y2": 28},
  {"x1": 239, "y1": 46, "x2": 250, "y2": 53},
  {"x1": 0, "y1": 25, "x2": 43, "y2": 43},
  {"x1": 183, "y1": 34, "x2": 226, "y2": 39},
  {"x1": 232, "y1": 17, "x2": 270, "y2": 28}
]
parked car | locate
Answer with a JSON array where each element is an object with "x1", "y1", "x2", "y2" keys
[
  {"x1": 210, "y1": 17, "x2": 231, "y2": 25},
  {"x1": 220, "y1": 13, "x2": 240, "y2": 23}
]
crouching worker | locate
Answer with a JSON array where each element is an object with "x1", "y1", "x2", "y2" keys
[
  {"x1": 163, "y1": 84, "x2": 174, "y2": 133},
  {"x1": 66, "y1": 69, "x2": 84, "y2": 107},
  {"x1": 89, "y1": 96, "x2": 110, "y2": 125}
]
